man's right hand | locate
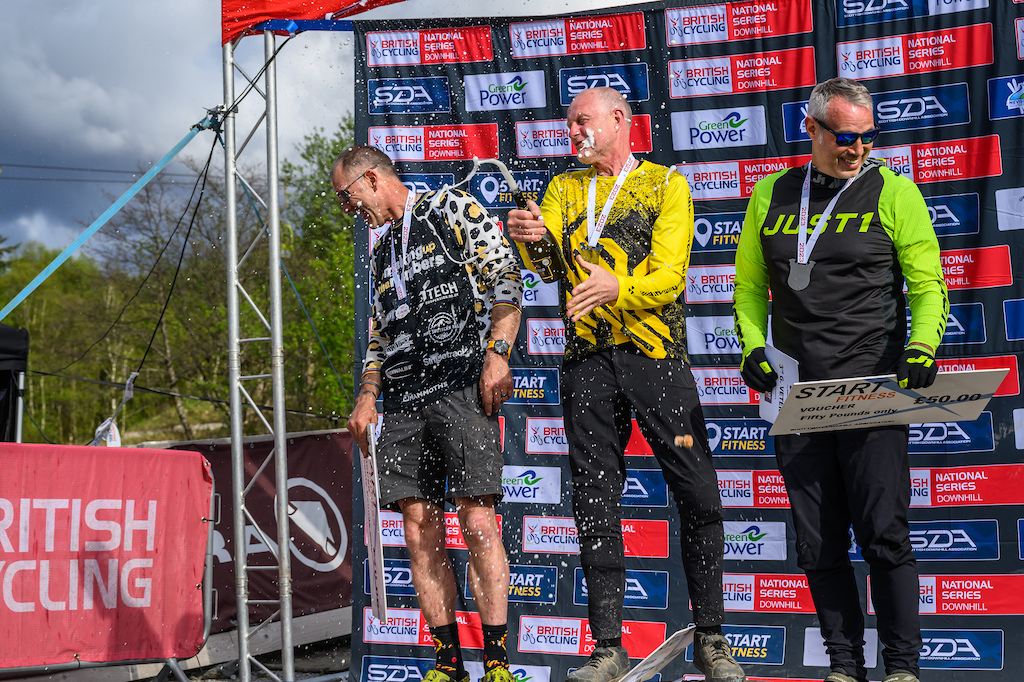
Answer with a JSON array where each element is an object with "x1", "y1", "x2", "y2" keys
[
  {"x1": 741, "y1": 347, "x2": 778, "y2": 393},
  {"x1": 506, "y1": 199, "x2": 547, "y2": 243},
  {"x1": 346, "y1": 392, "x2": 379, "y2": 457}
]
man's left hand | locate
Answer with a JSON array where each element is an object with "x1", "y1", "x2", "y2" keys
[
  {"x1": 479, "y1": 351, "x2": 513, "y2": 416},
  {"x1": 897, "y1": 348, "x2": 938, "y2": 389},
  {"x1": 567, "y1": 254, "x2": 620, "y2": 322}
]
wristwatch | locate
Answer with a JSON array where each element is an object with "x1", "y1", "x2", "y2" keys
[{"x1": 487, "y1": 339, "x2": 512, "y2": 360}]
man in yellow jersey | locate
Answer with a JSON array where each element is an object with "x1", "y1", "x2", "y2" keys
[
  {"x1": 733, "y1": 78, "x2": 948, "y2": 682},
  {"x1": 507, "y1": 88, "x2": 744, "y2": 682}
]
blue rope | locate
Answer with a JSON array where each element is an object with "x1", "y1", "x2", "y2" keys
[
  {"x1": 0, "y1": 116, "x2": 217, "y2": 322},
  {"x1": 235, "y1": 177, "x2": 353, "y2": 411}
]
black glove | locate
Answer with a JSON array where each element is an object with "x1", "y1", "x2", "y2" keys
[
  {"x1": 741, "y1": 347, "x2": 778, "y2": 393},
  {"x1": 897, "y1": 348, "x2": 938, "y2": 389}
]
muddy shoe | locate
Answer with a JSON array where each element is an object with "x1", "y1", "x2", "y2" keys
[
  {"x1": 692, "y1": 632, "x2": 746, "y2": 682},
  {"x1": 824, "y1": 672, "x2": 865, "y2": 682},
  {"x1": 566, "y1": 646, "x2": 630, "y2": 682},
  {"x1": 482, "y1": 668, "x2": 515, "y2": 682},
  {"x1": 881, "y1": 672, "x2": 919, "y2": 682}
]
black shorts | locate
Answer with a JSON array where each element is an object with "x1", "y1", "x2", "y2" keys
[{"x1": 376, "y1": 384, "x2": 504, "y2": 509}]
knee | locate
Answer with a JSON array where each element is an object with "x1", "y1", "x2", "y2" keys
[
  {"x1": 400, "y1": 503, "x2": 445, "y2": 551},
  {"x1": 858, "y1": 523, "x2": 915, "y2": 568},
  {"x1": 457, "y1": 506, "x2": 502, "y2": 549}
]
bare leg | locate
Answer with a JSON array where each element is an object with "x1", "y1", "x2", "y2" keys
[
  {"x1": 456, "y1": 495, "x2": 509, "y2": 625},
  {"x1": 399, "y1": 497, "x2": 457, "y2": 625}
]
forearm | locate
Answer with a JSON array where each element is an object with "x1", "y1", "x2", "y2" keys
[{"x1": 488, "y1": 303, "x2": 521, "y2": 345}]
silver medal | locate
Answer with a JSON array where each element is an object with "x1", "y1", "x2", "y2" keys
[{"x1": 788, "y1": 259, "x2": 814, "y2": 291}]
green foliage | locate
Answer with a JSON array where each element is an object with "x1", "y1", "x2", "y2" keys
[
  {"x1": 2, "y1": 118, "x2": 358, "y2": 444},
  {"x1": 281, "y1": 118, "x2": 357, "y2": 428}
]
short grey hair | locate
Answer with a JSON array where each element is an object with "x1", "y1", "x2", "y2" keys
[
  {"x1": 807, "y1": 78, "x2": 874, "y2": 122},
  {"x1": 331, "y1": 145, "x2": 397, "y2": 181}
]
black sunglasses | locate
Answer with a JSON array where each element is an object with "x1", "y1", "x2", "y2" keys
[
  {"x1": 813, "y1": 118, "x2": 881, "y2": 147},
  {"x1": 337, "y1": 163, "x2": 379, "y2": 205}
]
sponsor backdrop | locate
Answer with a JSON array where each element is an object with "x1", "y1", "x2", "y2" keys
[{"x1": 350, "y1": 0, "x2": 1024, "y2": 679}]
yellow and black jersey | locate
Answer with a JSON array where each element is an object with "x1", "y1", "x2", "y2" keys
[{"x1": 518, "y1": 160, "x2": 695, "y2": 363}]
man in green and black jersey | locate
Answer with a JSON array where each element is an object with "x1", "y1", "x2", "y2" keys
[{"x1": 733, "y1": 78, "x2": 948, "y2": 682}]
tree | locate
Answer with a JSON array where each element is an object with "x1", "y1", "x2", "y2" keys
[
  {"x1": 280, "y1": 118, "x2": 357, "y2": 429},
  {"x1": 2, "y1": 118, "x2": 358, "y2": 444}
]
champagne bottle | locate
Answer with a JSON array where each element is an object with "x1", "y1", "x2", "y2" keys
[{"x1": 513, "y1": 190, "x2": 565, "y2": 283}]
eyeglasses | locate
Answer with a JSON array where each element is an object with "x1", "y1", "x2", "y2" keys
[
  {"x1": 337, "y1": 163, "x2": 379, "y2": 205},
  {"x1": 813, "y1": 118, "x2": 881, "y2": 147}
]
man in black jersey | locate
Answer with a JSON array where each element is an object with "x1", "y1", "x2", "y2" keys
[
  {"x1": 336, "y1": 146, "x2": 522, "y2": 682},
  {"x1": 733, "y1": 78, "x2": 948, "y2": 682}
]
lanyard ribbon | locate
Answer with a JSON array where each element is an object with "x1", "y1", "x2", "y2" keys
[
  {"x1": 389, "y1": 190, "x2": 418, "y2": 300},
  {"x1": 586, "y1": 155, "x2": 636, "y2": 248},
  {"x1": 797, "y1": 163, "x2": 863, "y2": 263}
]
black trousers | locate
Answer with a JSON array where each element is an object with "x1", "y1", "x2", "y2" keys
[
  {"x1": 776, "y1": 426, "x2": 920, "y2": 679},
  {"x1": 562, "y1": 346, "x2": 725, "y2": 641}
]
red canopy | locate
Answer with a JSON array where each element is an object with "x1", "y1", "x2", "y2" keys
[{"x1": 222, "y1": 0, "x2": 408, "y2": 44}]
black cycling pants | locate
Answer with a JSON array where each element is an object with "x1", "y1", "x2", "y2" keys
[
  {"x1": 562, "y1": 346, "x2": 725, "y2": 641},
  {"x1": 777, "y1": 426, "x2": 920, "y2": 678}
]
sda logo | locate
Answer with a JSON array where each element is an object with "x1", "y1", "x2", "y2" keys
[
  {"x1": 622, "y1": 469, "x2": 669, "y2": 507},
  {"x1": 908, "y1": 412, "x2": 994, "y2": 454},
  {"x1": 908, "y1": 302, "x2": 986, "y2": 345},
  {"x1": 920, "y1": 629, "x2": 1003, "y2": 670},
  {"x1": 873, "y1": 83, "x2": 970, "y2": 131},
  {"x1": 369, "y1": 77, "x2": 451, "y2": 115},
  {"x1": 398, "y1": 173, "x2": 455, "y2": 195},
  {"x1": 910, "y1": 520, "x2": 999, "y2": 560},
  {"x1": 1006, "y1": 299, "x2": 1024, "y2": 342},
  {"x1": 987, "y1": 74, "x2": 1024, "y2": 120},
  {"x1": 573, "y1": 567, "x2": 669, "y2": 609},
  {"x1": 671, "y1": 106, "x2": 767, "y2": 151},
  {"x1": 559, "y1": 63, "x2": 650, "y2": 105},
  {"x1": 364, "y1": 558, "x2": 416, "y2": 596},
  {"x1": 924, "y1": 193, "x2": 980, "y2": 237},
  {"x1": 851, "y1": 520, "x2": 998, "y2": 561},
  {"x1": 362, "y1": 656, "x2": 434, "y2": 682},
  {"x1": 838, "y1": 0, "x2": 912, "y2": 26}
]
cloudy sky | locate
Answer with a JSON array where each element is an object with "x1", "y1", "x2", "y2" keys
[{"x1": 0, "y1": 0, "x2": 649, "y2": 251}]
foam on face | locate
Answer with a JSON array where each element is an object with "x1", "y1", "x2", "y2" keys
[{"x1": 576, "y1": 128, "x2": 597, "y2": 160}]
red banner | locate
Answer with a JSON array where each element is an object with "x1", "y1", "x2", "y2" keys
[
  {"x1": 222, "y1": 0, "x2": 408, "y2": 44},
  {"x1": 197, "y1": 431, "x2": 353, "y2": 634},
  {"x1": 0, "y1": 444, "x2": 212, "y2": 668}
]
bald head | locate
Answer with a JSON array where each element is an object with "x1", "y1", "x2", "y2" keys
[{"x1": 566, "y1": 87, "x2": 633, "y2": 175}]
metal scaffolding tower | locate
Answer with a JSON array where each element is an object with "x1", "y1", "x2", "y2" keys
[{"x1": 222, "y1": 32, "x2": 295, "y2": 682}]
